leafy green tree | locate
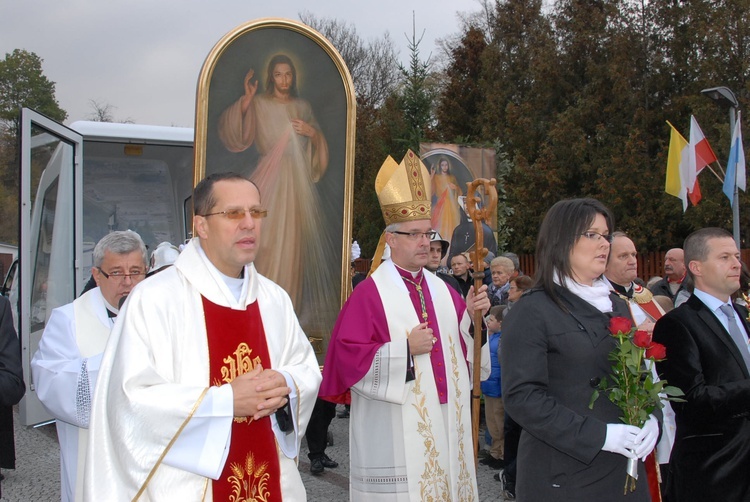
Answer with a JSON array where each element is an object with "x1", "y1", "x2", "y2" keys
[
  {"x1": 0, "y1": 49, "x2": 67, "y2": 245},
  {"x1": 0, "y1": 49, "x2": 66, "y2": 136}
]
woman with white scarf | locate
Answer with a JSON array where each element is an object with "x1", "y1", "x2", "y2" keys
[{"x1": 500, "y1": 198, "x2": 660, "y2": 501}]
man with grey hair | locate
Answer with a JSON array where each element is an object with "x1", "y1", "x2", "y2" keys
[{"x1": 31, "y1": 230, "x2": 147, "y2": 502}]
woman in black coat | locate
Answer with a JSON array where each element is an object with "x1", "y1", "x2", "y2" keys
[{"x1": 500, "y1": 199, "x2": 660, "y2": 501}]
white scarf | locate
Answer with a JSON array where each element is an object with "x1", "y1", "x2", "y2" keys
[{"x1": 555, "y1": 274, "x2": 613, "y2": 313}]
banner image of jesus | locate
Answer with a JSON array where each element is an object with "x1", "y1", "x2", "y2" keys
[{"x1": 217, "y1": 53, "x2": 337, "y2": 335}]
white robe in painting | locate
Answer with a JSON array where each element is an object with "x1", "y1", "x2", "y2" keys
[
  {"x1": 218, "y1": 91, "x2": 337, "y2": 337},
  {"x1": 31, "y1": 287, "x2": 113, "y2": 502},
  {"x1": 83, "y1": 238, "x2": 321, "y2": 501}
]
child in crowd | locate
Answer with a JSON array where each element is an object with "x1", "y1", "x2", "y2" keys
[{"x1": 479, "y1": 305, "x2": 506, "y2": 470}]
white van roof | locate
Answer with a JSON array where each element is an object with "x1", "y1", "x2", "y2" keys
[{"x1": 70, "y1": 121, "x2": 194, "y2": 145}]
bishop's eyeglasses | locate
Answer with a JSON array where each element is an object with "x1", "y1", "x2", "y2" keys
[{"x1": 390, "y1": 231, "x2": 436, "y2": 241}]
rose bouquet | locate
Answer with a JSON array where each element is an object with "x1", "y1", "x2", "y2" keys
[{"x1": 589, "y1": 316, "x2": 684, "y2": 494}]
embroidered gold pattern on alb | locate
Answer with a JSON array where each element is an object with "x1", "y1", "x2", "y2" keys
[
  {"x1": 213, "y1": 342, "x2": 262, "y2": 423},
  {"x1": 410, "y1": 368, "x2": 451, "y2": 501},
  {"x1": 227, "y1": 452, "x2": 272, "y2": 502},
  {"x1": 448, "y1": 335, "x2": 475, "y2": 501}
]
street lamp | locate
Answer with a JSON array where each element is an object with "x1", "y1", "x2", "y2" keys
[{"x1": 701, "y1": 86, "x2": 740, "y2": 247}]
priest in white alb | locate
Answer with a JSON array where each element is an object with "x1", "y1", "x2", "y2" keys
[
  {"x1": 84, "y1": 173, "x2": 321, "y2": 501},
  {"x1": 32, "y1": 230, "x2": 148, "y2": 502},
  {"x1": 320, "y1": 151, "x2": 490, "y2": 501}
]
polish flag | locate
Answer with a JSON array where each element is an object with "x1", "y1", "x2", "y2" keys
[{"x1": 687, "y1": 115, "x2": 719, "y2": 205}]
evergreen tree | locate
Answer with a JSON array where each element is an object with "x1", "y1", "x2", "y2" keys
[
  {"x1": 395, "y1": 20, "x2": 438, "y2": 152},
  {"x1": 435, "y1": 26, "x2": 487, "y2": 143}
]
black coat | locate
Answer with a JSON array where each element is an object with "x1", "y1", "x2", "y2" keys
[
  {"x1": 0, "y1": 296, "x2": 25, "y2": 471},
  {"x1": 653, "y1": 293, "x2": 750, "y2": 502},
  {"x1": 501, "y1": 286, "x2": 652, "y2": 501}
]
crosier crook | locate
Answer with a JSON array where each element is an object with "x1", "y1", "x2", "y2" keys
[{"x1": 465, "y1": 178, "x2": 498, "y2": 463}]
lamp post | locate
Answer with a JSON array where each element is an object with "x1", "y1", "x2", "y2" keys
[{"x1": 701, "y1": 86, "x2": 740, "y2": 247}]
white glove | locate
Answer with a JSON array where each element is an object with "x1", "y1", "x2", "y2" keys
[
  {"x1": 602, "y1": 423, "x2": 640, "y2": 459},
  {"x1": 634, "y1": 415, "x2": 659, "y2": 460}
]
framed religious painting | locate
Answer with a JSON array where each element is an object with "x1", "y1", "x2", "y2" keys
[
  {"x1": 420, "y1": 145, "x2": 498, "y2": 262},
  {"x1": 194, "y1": 19, "x2": 356, "y2": 356}
]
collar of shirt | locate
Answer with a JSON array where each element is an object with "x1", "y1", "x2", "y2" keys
[{"x1": 692, "y1": 288, "x2": 742, "y2": 336}]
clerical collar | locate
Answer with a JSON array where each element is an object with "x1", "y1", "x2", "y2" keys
[
  {"x1": 394, "y1": 263, "x2": 422, "y2": 280},
  {"x1": 103, "y1": 298, "x2": 120, "y2": 318},
  {"x1": 195, "y1": 241, "x2": 248, "y2": 304},
  {"x1": 609, "y1": 280, "x2": 633, "y2": 299}
]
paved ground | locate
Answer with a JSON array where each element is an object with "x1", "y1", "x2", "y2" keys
[{"x1": 1, "y1": 405, "x2": 508, "y2": 501}]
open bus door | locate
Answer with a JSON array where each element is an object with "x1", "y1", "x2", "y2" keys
[{"x1": 18, "y1": 108, "x2": 83, "y2": 426}]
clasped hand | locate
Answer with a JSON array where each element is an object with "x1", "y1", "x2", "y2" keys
[
  {"x1": 230, "y1": 365, "x2": 290, "y2": 421},
  {"x1": 602, "y1": 414, "x2": 659, "y2": 460}
]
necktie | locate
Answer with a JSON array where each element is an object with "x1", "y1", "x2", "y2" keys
[{"x1": 718, "y1": 304, "x2": 750, "y2": 372}]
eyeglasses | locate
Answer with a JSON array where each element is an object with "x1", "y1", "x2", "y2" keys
[
  {"x1": 580, "y1": 231, "x2": 613, "y2": 243},
  {"x1": 96, "y1": 267, "x2": 146, "y2": 280},
  {"x1": 391, "y1": 231, "x2": 436, "y2": 240},
  {"x1": 200, "y1": 208, "x2": 268, "y2": 220}
]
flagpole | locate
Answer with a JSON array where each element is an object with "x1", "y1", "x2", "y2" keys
[
  {"x1": 730, "y1": 108, "x2": 740, "y2": 248},
  {"x1": 701, "y1": 86, "x2": 741, "y2": 247}
]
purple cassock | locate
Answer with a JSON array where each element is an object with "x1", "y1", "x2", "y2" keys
[{"x1": 319, "y1": 265, "x2": 470, "y2": 404}]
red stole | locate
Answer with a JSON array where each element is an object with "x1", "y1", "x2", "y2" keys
[{"x1": 203, "y1": 297, "x2": 282, "y2": 502}]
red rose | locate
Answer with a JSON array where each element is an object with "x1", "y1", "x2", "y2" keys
[
  {"x1": 609, "y1": 317, "x2": 633, "y2": 335},
  {"x1": 633, "y1": 330, "x2": 652, "y2": 348},
  {"x1": 645, "y1": 342, "x2": 667, "y2": 360}
]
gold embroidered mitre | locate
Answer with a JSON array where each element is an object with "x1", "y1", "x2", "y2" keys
[{"x1": 375, "y1": 150, "x2": 431, "y2": 225}]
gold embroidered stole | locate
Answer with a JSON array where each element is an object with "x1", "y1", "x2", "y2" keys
[
  {"x1": 203, "y1": 296, "x2": 282, "y2": 502},
  {"x1": 373, "y1": 264, "x2": 477, "y2": 501}
]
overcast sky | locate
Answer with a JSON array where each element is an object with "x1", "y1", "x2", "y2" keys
[{"x1": 2, "y1": 0, "x2": 482, "y2": 128}]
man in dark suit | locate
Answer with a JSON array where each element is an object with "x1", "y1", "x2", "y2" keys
[
  {"x1": 0, "y1": 295, "x2": 25, "y2": 497},
  {"x1": 653, "y1": 227, "x2": 750, "y2": 501}
]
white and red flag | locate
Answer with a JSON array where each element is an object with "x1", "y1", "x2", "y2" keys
[{"x1": 686, "y1": 115, "x2": 719, "y2": 205}]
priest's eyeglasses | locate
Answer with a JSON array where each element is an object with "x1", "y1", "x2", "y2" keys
[
  {"x1": 201, "y1": 208, "x2": 268, "y2": 220},
  {"x1": 391, "y1": 231, "x2": 436, "y2": 241},
  {"x1": 96, "y1": 268, "x2": 146, "y2": 280},
  {"x1": 580, "y1": 231, "x2": 613, "y2": 243}
]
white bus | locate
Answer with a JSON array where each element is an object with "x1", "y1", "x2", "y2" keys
[{"x1": 9, "y1": 108, "x2": 194, "y2": 426}]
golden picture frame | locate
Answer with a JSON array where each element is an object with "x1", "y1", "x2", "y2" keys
[{"x1": 193, "y1": 18, "x2": 356, "y2": 350}]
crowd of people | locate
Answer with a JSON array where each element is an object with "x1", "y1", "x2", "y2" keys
[{"x1": 1, "y1": 154, "x2": 749, "y2": 501}]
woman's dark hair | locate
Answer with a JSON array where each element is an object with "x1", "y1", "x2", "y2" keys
[{"x1": 535, "y1": 198, "x2": 614, "y2": 307}]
